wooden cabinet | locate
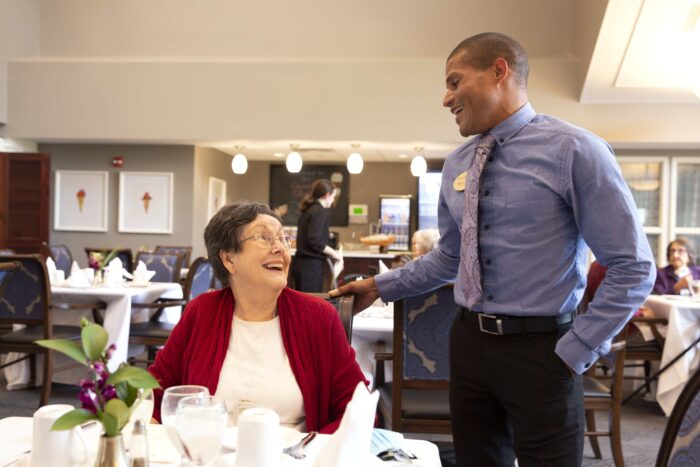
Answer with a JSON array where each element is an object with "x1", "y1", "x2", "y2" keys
[{"x1": 0, "y1": 152, "x2": 50, "y2": 253}]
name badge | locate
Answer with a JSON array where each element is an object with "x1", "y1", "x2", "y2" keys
[{"x1": 453, "y1": 171, "x2": 467, "y2": 191}]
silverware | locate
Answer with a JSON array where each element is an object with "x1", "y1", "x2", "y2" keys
[{"x1": 282, "y1": 430, "x2": 318, "y2": 459}]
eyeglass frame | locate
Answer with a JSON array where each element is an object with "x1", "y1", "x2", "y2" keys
[{"x1": 239, "y1": 231, "x2": 292, "y2": 249}]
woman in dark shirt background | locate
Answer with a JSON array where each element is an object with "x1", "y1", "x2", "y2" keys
[{"x1": 293, "y1": 179, "x2": 342, "y2": 292}]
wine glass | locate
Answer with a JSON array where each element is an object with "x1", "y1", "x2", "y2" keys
[
  {"x1": 175, "y1": 395, "x2": 227, "y2": 466},
  {"x1": 162, "y1": 385, "x2": 210, "y2": 465}
]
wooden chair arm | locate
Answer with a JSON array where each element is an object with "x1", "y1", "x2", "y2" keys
[
  {"x1": 374, "y1": 352, "x2": 394, "y2": 361},
  {"x1": 631, "y1": 317, "x2": 669, "y2": 325}
]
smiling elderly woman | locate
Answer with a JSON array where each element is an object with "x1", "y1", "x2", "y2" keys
[{"x1": 148, "y1": 201, "x2": 367, "y2": 433}]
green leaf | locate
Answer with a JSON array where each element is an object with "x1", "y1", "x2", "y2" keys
[
  {"x1": 106, "y1": 366, "x2": 160, "y2": 390},
  {"x1": 101, "y1": 412, "x2": 119, "y2": 437},
  {"x1": 123, "y1": 384, "x2": 139, "y2": 408},
  {"x1": 35, "y1": 339, "x2": 87, "y2": 366},
  {"x1": 105, "y1": 398, "x2": 130, "y2": 434},
  {"x1": 51, "y1": 409, "x2": 97, "y2": 431},
  {"x1": 81, "y1": 323, "x2": 108, "y2": 361}
]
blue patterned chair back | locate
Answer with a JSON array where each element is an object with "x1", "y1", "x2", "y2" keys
[
  {"x1": 658, "y1": 368, "x2": 700, "y2": 466},
  {"x1": 401, "y1": 285, "x2": 457, "y2": 381},
  {"x1": 0, "y1": 255, "x2": 50, "y2": 325},
  {"x1": 135, "y1": 252, "x2": 183, "y2": 283},
  {"x1": 49, "y1": 244, "x2": 73, "y2": 275},
  {"x1": 184, "y1": 257, "x2": 213, "y2": 301},
  {"x1": 155, "y1": 246, "x2": 192, "y2": 268}
]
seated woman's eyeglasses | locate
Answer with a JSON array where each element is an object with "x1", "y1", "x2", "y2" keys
[{"x1": 241, "y1": 232, "x2": 292, "y2": 249}]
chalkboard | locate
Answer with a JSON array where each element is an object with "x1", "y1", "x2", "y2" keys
[{"x1": 269, "y1": 164, "x2": 349, "y2": 226}]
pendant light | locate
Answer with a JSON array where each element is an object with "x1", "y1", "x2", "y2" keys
[
  {"x1": 347, "y1": 143, "x2": 364, "y2": 174},
  {"x1": 231, "y1": 145, "x2": 248, "y2": 174},
  {"x1": 410, "y1": 146, "x2": 427, "y2": 177},
  {"x1": 286, "y1": 144, "x2": 303, "y2": 173}
]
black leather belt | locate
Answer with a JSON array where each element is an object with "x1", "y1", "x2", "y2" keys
[{"x1": 461, "y1": 308, "x2": 574, "y2": 335}]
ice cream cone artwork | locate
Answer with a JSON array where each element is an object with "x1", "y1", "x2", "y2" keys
[
  {"x1": 76, "y1": 189, "x2": 86, "y2": 212},
  {"x1": 142, "y1": 192, "x2": 152, "y2": 213}
]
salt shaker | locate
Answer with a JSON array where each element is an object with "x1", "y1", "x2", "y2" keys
[{"x1": 129, "y1": 419, "x2": 150, "y2": 467}]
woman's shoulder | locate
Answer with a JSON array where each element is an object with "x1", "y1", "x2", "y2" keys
[{"x1": 184, "y1": 287, "x2": 230, "y2": 318}]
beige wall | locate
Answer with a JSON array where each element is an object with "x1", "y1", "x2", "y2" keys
[{"x1": 43, "y1": 143, "x2": 195, "y2": 267}]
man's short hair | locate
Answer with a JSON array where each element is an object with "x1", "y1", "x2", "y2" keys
[{"x1": 448, "y1": 32, "x2": 529, "y2": 86}]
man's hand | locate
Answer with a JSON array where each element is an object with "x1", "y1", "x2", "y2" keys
[{"x1": 329, "y1": 277, "x2": 380, "y2": 315}]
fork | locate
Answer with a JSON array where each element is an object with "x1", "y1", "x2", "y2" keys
[{"x1": 282, "y1": 430, "x2": 318, "y2": 459}]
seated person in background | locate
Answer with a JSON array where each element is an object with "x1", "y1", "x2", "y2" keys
[
  {"x1": 149, "y1": 201, "x2": 367, "y2": 433},
  {"x1": 411, "y1": 229, "x2": 441, "y2": 258},
  {"x1": 653, "y1": 238, "x2": 700, "y2": 295},
  {"x1": 392, "y1": 229, "x2": 441, "y2": 268}
]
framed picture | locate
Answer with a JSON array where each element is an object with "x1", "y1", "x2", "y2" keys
[
  {"x1": 54, "y1": 170, "x2": 109, "y2": 232},
  {"x1": 207, "y1": 177, "x2": 227, "y2": 219},
  {"x1": 269, "y1": 165, "x2": 349, "y2": 226},
  {"x1": 118, "y1": 172, "x2": 174, "y2": 233}
]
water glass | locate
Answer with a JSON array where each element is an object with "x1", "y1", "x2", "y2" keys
[
  {"x1": 176, "y1": 395, "x2": 227, "y2": 466},
  {"x1": 161, "y1": 385, "x2": 210, "y2": 465}
]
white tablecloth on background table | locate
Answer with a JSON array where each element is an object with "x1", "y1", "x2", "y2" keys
[
  {"x1": 352, "y1": 303, "x2": 394, "y2": 389},
  {"x1": 0, "y1": 416, "x2": 442, "y2": 467},
  {"x1": 643, "y1": 294, "x2": 700, "y2": 416},
  {"x1": 3, "y1": 282, "x2": 183, "y2": 389}
]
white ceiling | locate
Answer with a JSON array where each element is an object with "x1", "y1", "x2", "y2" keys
[{"x1": 3, "y1": 0, "x2": 700, "y2": 159}]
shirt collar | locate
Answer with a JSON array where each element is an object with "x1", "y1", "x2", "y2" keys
[{"x1": 488, "y1": 102, "x2": 536, "y2": 146}]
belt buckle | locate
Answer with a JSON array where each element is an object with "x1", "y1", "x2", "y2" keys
[{"x1": 478, "y1": 313, "x2": 503, "y2": 335}]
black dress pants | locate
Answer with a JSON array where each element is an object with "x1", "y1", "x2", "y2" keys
[
  {"x1": 293, "y1": 256, "x2": 324, "y2": 292},
  {"x1": 449, "y1": 310, "x2": 584, "y2": 467}
]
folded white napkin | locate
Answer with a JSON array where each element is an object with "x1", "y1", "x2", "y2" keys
[
  {"x1": 106, "y1": 257, "x2": 133, "y2": 280},
  {"x1": 313, "y1": 382, "x2": 381, "y2": 467},
  {"x1": 132, "y1": 261, "x2": 155, "y2": 284},
  {"x1": 378, "y1": 260, "x2": 389, "y2": 274},
  {"x1": 67, "y1": 261, "x2": 90, "y2": 288},
  {"x1": 45, "y1": 257, "x2": 57, "y2": 283}
]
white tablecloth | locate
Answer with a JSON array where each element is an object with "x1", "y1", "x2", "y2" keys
[
  {"x1": 3, "y1": 282, "x2": 183, "y2": 388},
  {"x1": 352, "y1": 303, "x2": 394, "y2": 389},
  {"x1": 0, "y1": 417, "x2": 442, "y2": 467},
  {"x1": 643, "y1": 294, "x2": 700, "y2": 416}
]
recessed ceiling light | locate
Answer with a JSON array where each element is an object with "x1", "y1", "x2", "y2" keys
[
  {"x1": 273, "y1": 152, "x2": 284, "y2": 158},
  {"x1": 398, "y1": 154, "x2": 408, "y2": 159}
]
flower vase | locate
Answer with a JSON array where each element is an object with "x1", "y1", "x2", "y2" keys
[
  {"x1": 94, "y1": 434, "x2": 129, "y2": 467},
  {"x1": 94, "y1": 269, "x2": 103, "y2": 286}
]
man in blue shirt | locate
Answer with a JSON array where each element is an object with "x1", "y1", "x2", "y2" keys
[{"x1": 332, "y1": 32, "x2": 655, "y2": 466}]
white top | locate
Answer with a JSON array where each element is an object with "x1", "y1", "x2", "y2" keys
[{"x1": 215, "y1": 315, "x2": 306, "y2": 430}]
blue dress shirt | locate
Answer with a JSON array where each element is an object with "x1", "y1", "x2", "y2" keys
[{"x1": 375, "y1": 103, "x2": 656, "y2": 373}]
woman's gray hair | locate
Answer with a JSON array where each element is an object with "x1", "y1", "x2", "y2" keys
[
  {"x1": 204, "y1": 201, "x2": 280, "y2": 283},
  {"x1": 412, "y1": 229, "x2": 440, "y2": 254}
]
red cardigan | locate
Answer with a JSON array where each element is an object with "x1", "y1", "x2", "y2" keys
[{"x1": 148, "y1": 287, "x2": 367, "y2": 434}]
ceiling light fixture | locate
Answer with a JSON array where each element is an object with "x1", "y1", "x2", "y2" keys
[
  {"x1": 286, "y1": 144, "x2": 303, "y2": 173},
  {"x1": 231, "y1": 145, "x2": 248, "y2": 174},
  {"x1": 347, "y1": 144, "x2": 364, "y2": 174},
  {"x1": 410, "y1": 146, "x2": 427, "y2": 177}
]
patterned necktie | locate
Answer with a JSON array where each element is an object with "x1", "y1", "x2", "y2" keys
[{"x1": 460, "y1": 133, "x2": 497, "y2": 308}]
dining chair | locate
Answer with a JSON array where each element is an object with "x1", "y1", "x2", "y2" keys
[
  {"x1": 307, "y1": 292, "x2": 354, "y2": 343},
  {"x1": 583, "y1": 325, "x2": 628, "y2": 467},
  {"x1": 373, "y1": 284, "x2": 454, "y2": 435},
  {"x1": 46, "y1": 244, "x2": 73, "y2": 276},
  {"x1": 85, "y1": 247, "x2": 134, "y2": 273},
  {"x1": 134, "y1": 251, "x2": 183, "y2": 283},
  {"x1": 656, "y1": 367, "x2": 700, "y2": 466},
  {"x1": 128, "y1": 257, "x2": 211, "y2": 365},
  {"x1": 0, "y1": 255, "x2": 83, "y2": 406},
  {"x1": 154, "y1": 246, "x2": 192, "y2": 268}
]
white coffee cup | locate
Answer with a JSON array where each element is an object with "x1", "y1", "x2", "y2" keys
[
  {"x1": 103, "y1": 268, "x2": 122, "y2": 286},
  {"x1": 83, "y1": 267, "x2": 95, "y2": 284},
  {"x1": 235, "y1": 408, "x2": 281, "y2": 467},
  {"x1": 31, "y1": 404, "x2": 87, "y2": 467},
  {"x1": 52, "y1": 270, "x2": 65, "y2": 285}
]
